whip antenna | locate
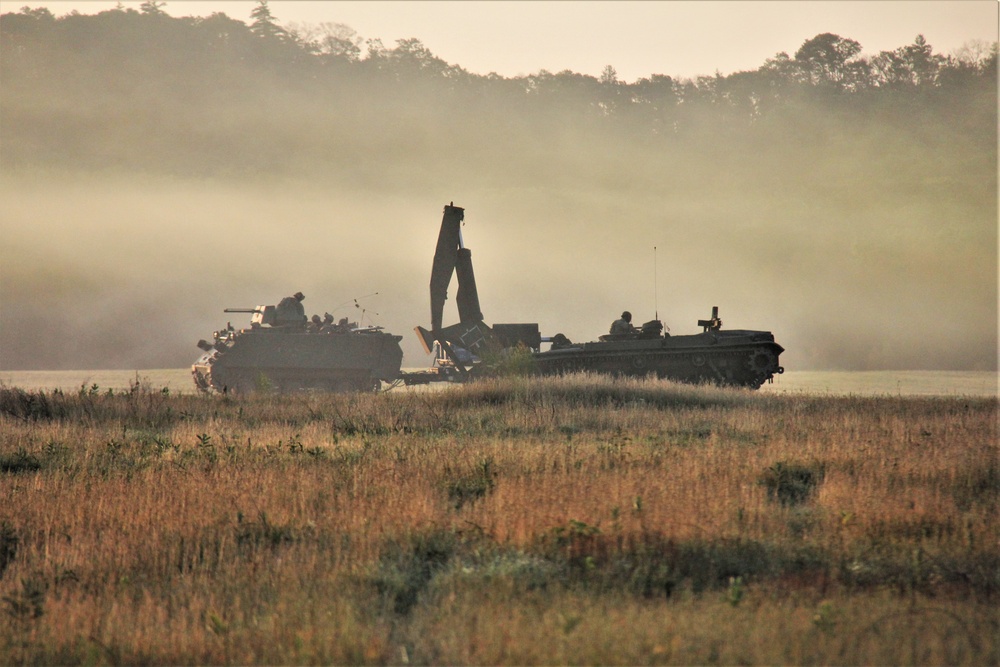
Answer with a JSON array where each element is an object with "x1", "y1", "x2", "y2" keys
[
  {"x1": 333, "y1": 291, "x2": 379, "y2": 315},
  {"x1": 654, "y1": 246, "x2": 658, "y2": 321}
]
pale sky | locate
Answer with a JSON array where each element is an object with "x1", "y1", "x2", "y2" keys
[{"x1": 7, "y1": 1, "x2": 999, "y2": 81}]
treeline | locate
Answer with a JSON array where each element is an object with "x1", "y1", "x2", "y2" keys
[{"x1": 1, "y1": 1, "x2": 996, "y2": 181}]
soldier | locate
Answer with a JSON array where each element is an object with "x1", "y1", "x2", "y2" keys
[
  {"x1": 275, "y1": 292, "x2": 307, "y2": 326},
  {"x1": 308, "y1": 314, "x2": 323, "y2": 331},
  {"x1": 610, "y1": 311, "x2": 635, "y2": 335}
]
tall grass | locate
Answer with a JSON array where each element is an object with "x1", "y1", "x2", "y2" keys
[{"x1": 0, "y1": 375, "x2": 997, "y2": 664}]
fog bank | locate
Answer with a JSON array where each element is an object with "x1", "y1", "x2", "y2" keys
[{"x1": 1, "y1": 170, "x2": 995, "y2": 371}]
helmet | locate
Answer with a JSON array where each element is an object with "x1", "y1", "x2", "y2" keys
[
  {"x1": 621, "y1": 311, "x2": 632, "y2": 322},
  {"x1": 294, "y1": 292, "x2": 305, "y2": 301}
]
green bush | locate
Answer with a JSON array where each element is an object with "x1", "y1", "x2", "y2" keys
[{"x1": 760, "y1": 460, "x2": 826, "y2": 506}]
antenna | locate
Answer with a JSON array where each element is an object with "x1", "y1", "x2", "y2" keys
[
  {"x1": 359, "y1": 306, "x2": 380, "y2": 327},
  {"x1": 333, "y1": 292, "x2": 379, "y2": 315},
  {"x1": 653, "y1": 246, "x2": 659, "y2": 322}
]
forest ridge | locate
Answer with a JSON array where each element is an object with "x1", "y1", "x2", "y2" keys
[{"x1": 1, "y1": 1, "x2": 996, "y2": 181}]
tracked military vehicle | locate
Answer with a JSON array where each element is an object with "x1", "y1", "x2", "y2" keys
[
  {"x1": 532, "y1": 306, "x2": 783, "y2": 388},
  {"x1": 192, "y1": 293, "x2": 403, "y2": 393},
  {"x1": 415, "y1": 203, "x2": 784, "y2": 388}
]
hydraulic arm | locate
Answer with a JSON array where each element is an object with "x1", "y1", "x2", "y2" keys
[{"x1": 416, "y1": 203, "x2": 541, "y2": 376}]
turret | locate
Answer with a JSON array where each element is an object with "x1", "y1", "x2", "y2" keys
[{"x1": 221, "y1": 294, "x2": 308, "y2": 328}]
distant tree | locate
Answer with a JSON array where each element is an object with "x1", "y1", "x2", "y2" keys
[
  {"x1": 320, "y1": 23, "x2": 363, "y2": 61},
  {"x1": 760, "y1": 51, "x2": 798, "y2": 83},
  {"x1": 390, "y1": 37, "x2": 451, "y2": 78},
  {"x1": 901, "y1": 35, "x2": 944, "y2": 86},
  {"x1": 596, "y1": 65, "x2": 621, "y2": 116},
  {"x1": 794, "y1": 33, "x2": 863, "y2": 89},
  {"x1": 139, "y1": 1, "x2": 165, "y2": 15},
  {"x1": 287, "y1": 21, "x2": 363, "y2": 61},
  {"x1": 869, "y1": 49, "x2": 908, "y2": 89},
  {"x1": 194, "y1": 11, "x2": 256, "y2": 66},
  {"x1": 951, "y1": 39, "x2": 997, "y2": 72},
  {"x1": 249, "y1": 0, "x2": 285, "y2": 41},
  {"x1": 626, "y1": 73, "x2": 678, "y2": 135},
  {"x1": 871, "y1": 35, "x2": 946, "y2": 89},
  {"x1": 283, "y1": 20, "x2": 318, "y2": 51},
  {"x1": 16, "y1": 5, "x2": 54, "y2": 20},
  {"x1": 714, "y1": 69, "x2": 773, "y2": 124},
  {"x1": 364, "y1": 37, "x2": 387, "y2": 61},
  {"x1": 357, "y1": 36, "x2": 390, "y2": 77},
  {"x1": 937, "y1": 40, "x2": 998, "y2": 117}
]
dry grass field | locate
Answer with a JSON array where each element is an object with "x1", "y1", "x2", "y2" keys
[{"x1": 0, "y1": 374, "x2": 997, "y2": 665}]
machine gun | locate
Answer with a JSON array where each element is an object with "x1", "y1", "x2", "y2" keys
[
  {"x1": 224, "y1": 305, "x2": 278, "y2": 327},
  {"x1": 697, "y1": 306, "x2": 723, "y2": 332}
]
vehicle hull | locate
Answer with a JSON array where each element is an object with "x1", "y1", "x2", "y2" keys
[
  {"x1": 192, "y1": 329, "x2": 403, "y2": 393},
  {"x1": 533, "y1": 330, "x2": 784, "y2": 388}
]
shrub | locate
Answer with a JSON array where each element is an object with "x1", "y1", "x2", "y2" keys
[
  {"x1": 759, "y1": 460, "x2": 825, "y2": 506},
  {"x1": 443, "y1": 457, "x2": 497, "y2": 510},
  {"x1": 0, "y1": 449, "x2": 42, "y2": 474},
  {"x1": 371, "y1": 529, "x2": 458, "y2": 615},
  {"x1": 0, "y1": 388, "x2": 56, "y2": 421},
  {"x1": 0, "y1": 521, "x2": 18, "y2": 577}
]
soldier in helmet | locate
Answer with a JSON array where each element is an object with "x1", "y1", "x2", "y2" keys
[
  {"x1": 275, "y1": 292, "x2": 307, "y2": 326},
  {"x1": 610, "y1": 310, "x2": 636, "y2": 335}
]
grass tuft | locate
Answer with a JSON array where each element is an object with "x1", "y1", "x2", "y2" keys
[{"x1": 759, "y1": 460, "x2": 826, "y2": 505}]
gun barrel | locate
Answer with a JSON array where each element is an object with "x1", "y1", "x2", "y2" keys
[{"x1": 224, "y1": 308, "x2": 259, "y2": 313}]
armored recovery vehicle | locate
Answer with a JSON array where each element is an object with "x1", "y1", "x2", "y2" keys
[
  {"x1": 414, "y1": 203, "x2": 784, "y2": 389},
  {"x1": 192, "y1": 293, "x2": 403, "y2": 393}
]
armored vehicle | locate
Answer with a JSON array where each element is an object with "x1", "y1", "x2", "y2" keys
[
  {"x1": 414, "y1": 203, "x2": 784, "y2": 389},
  {"x1": 192, "y1": 294, "x2": 403, "y2": 393},
  {"x1": 532, "y1": 306, "x2": 783, "y2": 388}
]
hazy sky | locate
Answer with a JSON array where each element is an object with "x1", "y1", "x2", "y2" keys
[{"x1": 10, "y1": 1, "x2": 999, "y2": 81}]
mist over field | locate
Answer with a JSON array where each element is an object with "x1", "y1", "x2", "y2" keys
[{"x1": 1, "y1": 6, "x2": 996, "y2": 371}]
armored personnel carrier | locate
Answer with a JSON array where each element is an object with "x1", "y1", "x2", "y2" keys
[
  {"x1": 532, "y1": 306, "x2": 783, "y2": 388},
  {"x1": 414, "y1": 204, "x2": 784, "y2": 389},
  {"x1": 192, "y1": 293, "x2": 403, "y2": 393}
]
